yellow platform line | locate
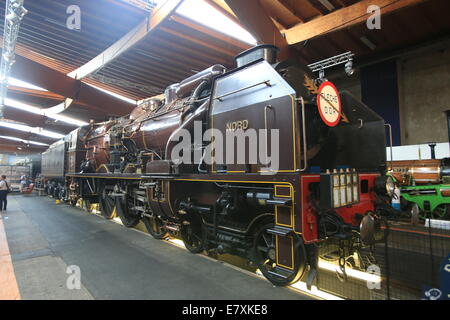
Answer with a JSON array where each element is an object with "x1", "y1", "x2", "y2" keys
[{"x1": 0, "y1": 217, "x2": 21, "y2": 300}]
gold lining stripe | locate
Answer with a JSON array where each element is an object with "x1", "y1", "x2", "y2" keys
[
  {"x1": 275, "y1": 185, "x2": 292, "y2": 198},
  {"x1": 66, "y1": 175, "x2": 141, "y2": 180},
  {"x1": 275, "y1": 235, "x2": 294, "y2": 270},
  {"x1": 290, "y1": 94, "x2": 297, "y2": 170},
  {"x1": 275, "y1": 205, "x2": 294, "y2": 228}
]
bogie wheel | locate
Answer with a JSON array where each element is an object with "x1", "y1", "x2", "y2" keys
[
  {"x1": 429, "y1": 204, "x2": 450, "y2": 220},
  {"x1": 99, "y1": 190, "x2": 116, "y2": 219},
  {"x1": 83, "y1": 199, "x2": 92, "y2": 212},
  {"x1": 115, "y1": 196, "x2": 140, "y2": 228},
  {"x1": 180, "y1": 217, "x2": 205, "y2": 254},
  {"x1": 143, "y1": 214, "x2": 168, "y2": 239},
  {"x1": 58, "y1": 188, "x2": 66, "y2": 201},
  {"x1": 253, "y1": 223, "x2": 306, "y2": 286},
  {"x1": 70, "y1": 198, "x2": 78, "y2": 207}
]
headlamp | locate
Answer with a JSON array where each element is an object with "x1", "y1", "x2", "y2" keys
[{"x1": 374, "y1": 176, "x2": 395, "y2": 198}]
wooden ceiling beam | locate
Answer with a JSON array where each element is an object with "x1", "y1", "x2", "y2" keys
[
  {"x1": 223, "y1": 0, "x2": 296, "y2": 60},
  {"x1": 283, "y1": 0, "x2": 429, "y2": 45},
  {"x1": 7, "y1": 86, "x2": 64, "y2": 102},
  {"x1": 259, "y1": 0, "x2": 304, "y2": 27},
  {"x1": 6, "y1": 86, "x2": 90, "y2": 108}
]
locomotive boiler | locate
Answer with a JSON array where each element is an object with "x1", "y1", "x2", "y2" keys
[
  {"x1": 58, "y1": 44, "x2": 393, "y2": 287},
  {"x1": 389, "y1": 143, "x2": 450, "y2": 219}
]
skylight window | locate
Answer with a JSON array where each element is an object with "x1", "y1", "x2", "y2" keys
[{"x1": 176, "y1": 0, "x2": 257, "y2": 45}]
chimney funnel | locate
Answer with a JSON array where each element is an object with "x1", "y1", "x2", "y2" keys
[{"x1": 429, "y1": 142, "x2": 436, "y2": 159}]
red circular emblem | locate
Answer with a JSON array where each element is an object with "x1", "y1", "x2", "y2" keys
[{"x1": 317, "y1": 81, "x2": 342, "y2": 127}]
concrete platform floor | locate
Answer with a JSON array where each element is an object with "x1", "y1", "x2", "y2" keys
[{"x1": 0, "y1": 195, "x2": 311, "y2": 300}]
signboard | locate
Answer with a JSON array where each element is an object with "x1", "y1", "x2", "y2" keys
[{"x1": 317, "y1": 81, "x2": 342, "y2": 127}]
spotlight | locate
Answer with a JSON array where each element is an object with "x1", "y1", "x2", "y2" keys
[
  {"x1": 319, "y1": 69, "x2": 325, "y2": 80},
  {"x1": 6, "y1": 12, "x2": 19, "y2": 24},
  {"x1": 16, "y1": 6, "x2": 28, "y2": 19},
  {"x1": 345, "y1": 59, "x2": 354, "y2": 76}
]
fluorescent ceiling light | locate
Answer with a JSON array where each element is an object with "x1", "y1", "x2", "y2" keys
[
  {"x1": 318, "y1": 0, "x2": 335, "y2": 11},
  {"x1": 360, "y1": 36, "x2": 377, "y2": 51},
  {"x1": 0, "y1": 135, "x2": 49, "y2": 146},
  {"x1": 8, "y1": 77, "x2": 48, "y2": 91},
  {"x1": 86, "y1": 83, "x2": 137, "y2": 105},
  {"x1": 0, "y1": 120, "x2": 64, "y2": 139},
  {"x1": 176, "y1": 0, "x2": 257, "y2": 45},
  {"x1": 5, "y1": 98, "x2": 88, "y2": 127}
]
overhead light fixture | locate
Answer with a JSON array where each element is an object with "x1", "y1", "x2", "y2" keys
[
  {"x1": 8, "y1": 77, "x2": 48, "y2": 91},
  {"x1": 319, "y1": 69, "x2": 326, "y2": 81},
  {"x1": 345, "y1": 59, "x2": 354, "y2": 76},
  {"x1": 6, "y1": 1, "x2": 27, "y2": 24},
  {"x1": 4, "y1": 98, "x2": 88, "y2": 127},
  {"x1": 0, "y1": 135, "x2": 49, "y2": 146},
  {"x1": 0, "y1": 120, "x2": 64, "y2": 139},
  {"x1": 86, "y1": 83, "x2": 137, "y2": 105},
  {"x1": 360, "y1": 36, "x2": 377, "y2": 51},
  {"x1": 318, "y1": 0, "x2": 335, "y2": 11}
]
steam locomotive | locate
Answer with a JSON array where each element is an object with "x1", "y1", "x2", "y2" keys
[
  {"x1": 40, "y1": 45, "x2": 393, "y2": 287},
  {"x1": 389, "y1": 143, "x2": 450, "y2": 219}
]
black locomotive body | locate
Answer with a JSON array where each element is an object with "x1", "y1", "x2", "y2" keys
[
  {"x1": 40, "y1": 128, "x2": 85, "y2": 198},
  {"x1": 42, "y1": 45, "x2": 392, "y2": 287}
]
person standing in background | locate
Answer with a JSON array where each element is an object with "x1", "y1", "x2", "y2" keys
[
  {"x1": 20, "y1": 174, "x2": 26, "y2": 192},
  {"x1": 0, "y1": 175, "x2": 10, "y2": 211}
]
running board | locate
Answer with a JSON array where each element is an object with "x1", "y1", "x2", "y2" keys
[
  {"x1": 268, "y1": 266, "x2": 294, "y2": 280},
  {"x1": 266, "y1": 225, "x2": 293, "y2": 236}
]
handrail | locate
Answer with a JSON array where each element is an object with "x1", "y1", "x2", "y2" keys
[
  {"x1": 299, "y1": 97, "x2": 308, "y2": 172},
  {"x1": 264, "y1": 105, "x2": 272, "y2": 165},
  {"x1": 214, "y1": 80, "x2": 271, "y2": 101},
  {"x1": 385, "y1": 123, "x2": 393, "y2": 170}
]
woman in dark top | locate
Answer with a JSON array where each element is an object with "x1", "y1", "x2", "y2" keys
[{"x1": 0, "y1": 175, "x2": 10, "y2": 211}]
